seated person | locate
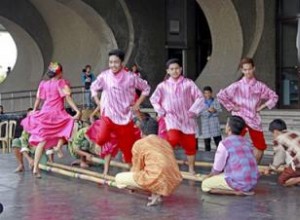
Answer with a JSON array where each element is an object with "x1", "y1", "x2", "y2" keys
[
  {"x1": 201, "y1": 116, "x2": 259, "y2": 196},
  {"x1": 12, "y1": 131, "x2": 52, "y2": 171},
  {"x1": 12, "y1": 129, "x2": 33, "y2": 172},
  {"x1": 68, "y1": 126, "x2": 118, "y2": 176},
  {"x1": 263, "y1": 119, "x2": 300, "y2": 186},
  {"x1": 115, "y1": 116, "x2": 182, "y2": 206},
  {"x1": 12, "y1": 132, "x2": 50, "y2": 173}
]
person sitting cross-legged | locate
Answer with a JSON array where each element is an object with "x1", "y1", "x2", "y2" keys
[{"x1": 201, "y1": 116, "x2": 259, "y2": 196}]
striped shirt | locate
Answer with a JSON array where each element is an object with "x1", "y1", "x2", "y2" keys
[
  {"x1": 90, "y1": 68, "x2": 151, "y2": 125},
  {"x1": 217, "y1": 77, "x2": 278, "y2": 131},
  {"x1": 150, "y1": 76, "x2": 205, "y2": 134}
]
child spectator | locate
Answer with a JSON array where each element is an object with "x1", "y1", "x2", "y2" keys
[{"x1": 200, "y1": 86, "x2": 222, "y2": 151}]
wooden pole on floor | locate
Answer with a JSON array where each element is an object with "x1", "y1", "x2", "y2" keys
[
  {"x1": 176, "y1": 160, "x2": 284, "y2": 172},
  {"x1": 89, "y1": 156, "x2": 130, "y2": 169},
  {"x1": 41, "y1": 163, "x2": 149, "y2": 194},
  {"x1": 180, "y1": 171, "x2": 207, "y2": 182},
  {"x1": 47, "y1": 162, "x2": 115, "y2": 181},
  {"x1": 89, "y1": 159, "x2": 207, "y2": 182},
  {"x1": 39, "y1": 164, "x2": 117, "y2": 187}
]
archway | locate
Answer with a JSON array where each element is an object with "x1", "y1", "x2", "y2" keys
[{"x1": 0, "y1": 24, "x2": 17, "y2": 84}]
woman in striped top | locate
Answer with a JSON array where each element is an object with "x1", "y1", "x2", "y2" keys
[
  {"x1": 217, "y1": 57, "x2": 278, "y2": 163},
  {"x1": 150, "y1": 58, "x2": 205, "y2": 174}
]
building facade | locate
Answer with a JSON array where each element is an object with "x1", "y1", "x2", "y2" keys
[{"x1": 0, "y1": 0, "x2": 297, "y2": 109}]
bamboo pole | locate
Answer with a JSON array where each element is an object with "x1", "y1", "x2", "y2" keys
[
  {"x1": 180, "y1": 171, "x2": 207, "y2": 182},
  {"x1": 176, "y1": 160, "x2": 284, "y2": 172},
  {"x1": 38, "y1": 164, "x2": 117, "y2": 187},
  {"x1": 89, "y1": 156, "x2": 130, "y2": 169},
  {"x1": 90, "y1": 159, "x2": 208, "y2": 182},
  {"x1": 47, "y1": 162, "x2": 115, "y2": 181},
  {"x1": 42, "y1": 163, "x2": 149, "y2": 195},
  {"x1": 88, "y1": 158, "x2": 278, "y2": 180}
]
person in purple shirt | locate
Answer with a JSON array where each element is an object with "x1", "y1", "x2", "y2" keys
[{"x1": 202, "y1": 116, "x2": 259, "y2": 195}]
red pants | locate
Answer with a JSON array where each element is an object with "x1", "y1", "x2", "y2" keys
[
  {"x1": 167, "y1": 129, "x2": 197, "y2": 155},
  {"x1": 278, "y1": 166, "x2": 300, "y2": 185},
  {"x1": 241, "y1": 125, "x2": 267, "y2": 151},
  {"x1": 89, "y1": 116, "x2": 138, "y2": 163}
]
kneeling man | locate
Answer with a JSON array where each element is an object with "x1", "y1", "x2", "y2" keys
[{"x1": 115, "y1": 116, "x2": 182, "y2": 206}]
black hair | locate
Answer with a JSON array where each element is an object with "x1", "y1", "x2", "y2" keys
[
  {"x1": 203, "y1": 86, "x2": 213, "y2": 93},
  {"x1": 227, "y1": 116, "x2": 246, "y2": 135},
  {"x1": 166, "y1": 58, "x2": 182, "y2": 69},
  {"x1": 141, "y1": 112, "x2": 151, "y2": 119},
  {"x1": 108, "y1": 49, "x2": 125, "y2": 62},
  {"x1": 27, "y1": 108, "x2": 33, "y2": 112},
  {"x1": 236, "y1": 57, "x2": 259, "y2": 81},
  {"x1": 269, "y1": 119, "x2": 287, "y2": 132},
  {"x1": 140, "y1": 116, "x2": 158, "y2": 135},
  {"x1": 65, "y1": 107, "x2": 77, "y2": 117}
]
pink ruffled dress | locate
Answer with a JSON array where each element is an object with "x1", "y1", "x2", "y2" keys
[{"x1": 21, "y1": 79, "x2": 75, "y2": 149}]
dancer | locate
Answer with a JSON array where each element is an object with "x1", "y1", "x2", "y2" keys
[
  {"x1": 217, "y1": 57, "x2": 278, "y2": 163},
  {"x1": 115, "y1": 116, "x2": 182, "y2": 206},
  {"x1": 86, "y1": 49, "x2": 150, "y2": 165},
  {"x1": 264, "y1": 119, "x2": 300, "y2": 186},
  {"x1": 150, "y1": 58, "x2": 205, "y2": 174},
  {"x1": 21, "y1": 62, "x2": 80, "y2": 178},
  {"x1": 201, "y1": 116, "x2": 259, "y2": 195}
]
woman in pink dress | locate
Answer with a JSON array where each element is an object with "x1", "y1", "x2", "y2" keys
[{"x1": 21, "y1": 62, "x2": 80, "y2": 178}]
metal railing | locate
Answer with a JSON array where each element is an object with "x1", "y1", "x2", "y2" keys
[{"x1": 0, "y1": 86, "x2": 87, "y2": 113}]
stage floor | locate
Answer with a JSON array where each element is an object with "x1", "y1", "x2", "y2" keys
[{"x1": 0, "y1": 151, "x2": 299, "y2": 220}]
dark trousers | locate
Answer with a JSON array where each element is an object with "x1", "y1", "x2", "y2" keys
[{"x1": 204, "y1": 136, "x2": 222, "y2": 151}]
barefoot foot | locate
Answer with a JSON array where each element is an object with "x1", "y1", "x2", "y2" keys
[
  {"x1": 54, "y1": 147, "x2": 64, "y2": 158},
  {"x1": 33, "y1": 171, "x2": 42, "y2": 179},
  {"x1": 14, "y1": 165, "x2": 24, "y2": 173},
  {"x1": 71, "y1": 160, "x2": 81, "y2": 166},
  {"x1": 28, "y1": 160, "x2": 34, "y2": 170},
  {"x1": 147, "y1": 195, "x2": 162, "y2": 207},
  {"x1": 80, "y1": 161, "x2": 90, "y2": 168}
]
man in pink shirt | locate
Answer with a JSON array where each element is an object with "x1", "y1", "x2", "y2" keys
[
  {"x1": 217, "y1": 58, "x2": 278, "y2": 163},
  {"x1": 86, "y1": 49, "x2": 150, "y2": 164},
  {"x1": 150, "y1": 58, "x2": 205, "y2": 174}
]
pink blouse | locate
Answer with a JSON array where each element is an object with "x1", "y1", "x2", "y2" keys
[
  {"x1": 91, "y1": 68, "x2": 150, "y2": 125},
  {"x1": 150, "y1": 76, "x2": 205, "y2": 134},
  {"x1": 217, "y1": 77, "x2": 278, "y2": 131}
]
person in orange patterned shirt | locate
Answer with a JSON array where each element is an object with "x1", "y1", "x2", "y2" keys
[{"x1": 115, "y1": 116, "x2": 182, "y2": 206}]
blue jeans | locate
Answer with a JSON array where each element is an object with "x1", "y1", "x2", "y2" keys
[{"x1": 84, "y1": 90, "x2": 94, "y2": 108}]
